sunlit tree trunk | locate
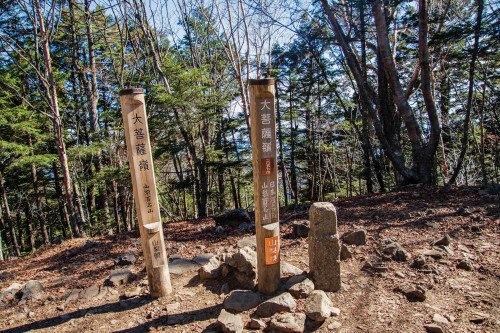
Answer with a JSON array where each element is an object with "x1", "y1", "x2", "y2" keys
[{"x1": 34, "y1": 0, "x2": 85, "y2": 237}]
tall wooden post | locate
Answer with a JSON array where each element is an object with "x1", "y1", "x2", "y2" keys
[
  {"x1": 250, "y1": 79, "x2": 280, "y2": 294},
  {"x1": 120, "y1": 88, "x2": 172, "y2": 297}
]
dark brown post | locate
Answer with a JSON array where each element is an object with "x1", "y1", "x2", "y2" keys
[{"x1": 250, "y1": 79, "x2": 280, "y2": 294}]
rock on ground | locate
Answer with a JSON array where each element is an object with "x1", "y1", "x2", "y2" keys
[
  {"x1": 225, "y1": 247, "x2": 256, "y2": 274},
  {"x1": 236, "y1": 236, "x2": 256, "y2": 249},
  {"x1": 0, "y1": 283, "x2": 23, "y2": 303},
  {"x1": 281, "y1": 262, "x2": 303, "y2": 276},
  {"x1": 255, "y1": 292, "x2": 296, "y2": 318},
  {"x1": 199, "y1": 256, "x2": 221, "y2": 280},
  {"x1": 192, "y1": 253, "x2": 214, "y2": 266},
  {"x1": 305, "y1": 290, "x2": 335, "y2": 322},
  {"x1": 269, "y1": 312, "x2": 306, "y2": 333},
  {"x1": 340, "y1": 244, "x2": 352, "y2": 260},
  {"x1": 248, "y1": 318, "x2": 266, "y2": 330},
  {"x1": 216, "y1": 309, "x2": 244, "y2": 333},
  {"x1": 214, "y1": 209, "x2": 251, "y2": 227},
  {"x1": 292, "y1": 220, "x2": 310, "y2": 238},
  {"x1": 342, "y1": 230, "x2": 367, "y2": 245},
  {"x1": 168, "y1": 258, "x2": 198, "y2": 275},
  {"x1": 108, "y1": 269, "x2": 136, "y2": 286},
  {"x1": 114, "y1": 254, "x2": 136, "y2": 266},
  {"x1": 424, "y1": 324, "x2": 444, "y2": 333},
  {"x1": 395, "y1": 284, "x2": 427, "y2": 302},
  {"x1": 288, "y1": 277, "x2": 315, "y2": 299},
  {"x1": 18, "y1": 280, "x2": 44, "y2": 304},
  {"x1": 223, "y1": 290, "x2": 263, "y2": 313},
  {"x1": 434, "y1": 234, "x2": 451, "y2": 247},
  {"x1": 225, "y1": 247, "x2": 257, "y2": 289}
]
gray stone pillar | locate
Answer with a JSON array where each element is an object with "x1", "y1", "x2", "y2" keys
[{"x1": 308, "y1": 202, "x2": 340, "y2": 291}]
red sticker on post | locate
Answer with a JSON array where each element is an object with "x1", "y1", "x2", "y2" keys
[
  {"x1": 261, "y1": 158, "x2": 275, "y2": 176},
  {"x1": 265, "y1": 236, "x2": 279, "y2": 265}
]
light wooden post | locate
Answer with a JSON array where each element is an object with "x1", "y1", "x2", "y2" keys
[
  {"x1": 250, "y1": 79, "x2": 280, "y2": 294},
  {"x1": 120, "y1": 88, "x2": 172, "y2": 297}
]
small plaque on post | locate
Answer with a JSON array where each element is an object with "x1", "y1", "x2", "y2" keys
[
  {"x1": 148, "y1": 232, "x2": 165, "y2": 268},
  {"x1": 264, "y1": 236, "x2": 279, "y2": 265},
  {"x1": 261, "y1": 158, "x2": 275, "y2": 175}
]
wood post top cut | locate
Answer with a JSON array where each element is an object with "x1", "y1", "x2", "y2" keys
[
  {"x1": 249, "y1": 78, "x2": 275, "y2": 86},
  {"x1": 120, "y1": 87, "x2": 144, "y2": 95}
]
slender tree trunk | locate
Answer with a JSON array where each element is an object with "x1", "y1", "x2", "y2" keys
[
  {"x1": 0, "y1": 232, "x2": 3, "y2": 261},
  {"x1": 53, "y1": 162, "x2": 71, "y2": 238},
  {"x1": 24, "y1": 203, "x2": 36, "y2": 251},
  {"x1": 29, "y1": 136, "x2": 49, "y2": 244},
  {"x1": 448, "y1": 0, "x2": 483, "y2": 185},
  {"x1": 289, "y1": 81, "x2": 298, "y2": 204},
  {"x1": 112, "y1": 180, "x2": 121, "y2": 233},
  {"x1": 0, "y1": 171, "x2": 20, "y2": 256},
  {"x1": 16, "y1": 211, "x2": 24, "y2": 252},
  {"x1": 35, "y1": 0, "x2": 85, "y2": 237},
  {"x1": 118, "y1": 184, "x2": 129, "y2": 231},
  {"x1": 275, "y1": 83, "x2": 288, "y2": 206}
]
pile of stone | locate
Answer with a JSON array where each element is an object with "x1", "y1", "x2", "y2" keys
[{"x1": 216, "y1": 277, "x2": 341, "y2": 333}]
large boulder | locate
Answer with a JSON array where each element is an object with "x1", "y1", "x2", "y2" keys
[{"x1": 214, "y1": 209, "x2": 251, "y2": 227}]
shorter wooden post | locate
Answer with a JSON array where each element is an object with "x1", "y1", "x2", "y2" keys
[
  {"x1": 120, "y1": 88, "x2": 172, "y2": 297},
  {"x1": 250, "y1": 79, "x2": 280, "y2": 294}
]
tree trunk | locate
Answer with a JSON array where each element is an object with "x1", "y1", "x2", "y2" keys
[
  {"x1": 53, "y1": 162, "x2": 72, "y2": 238},
  {"x1": 289, "y1": 80, "x2": 298, "y2": 204},
  {"x1": 24, "y1": 203, "x2": 36, "y2": 251},
  {"x1": 275, "y1": 82, "x2": 288, "y2": 206},
  {"x1": 112, "y1": 180, "x2": 121, "y2": 233},
  {"x1": 35, "y1": 0, "x2": 85, "y2": 237},
  {"x1": 0, "y1": 171, "x2": 20, "y2": 256},
  {"x1": 448, "y1": 0, "x2": 484, "y2": 185},
  {"x1": 30, "y1": 136, "x2": 49, "y2": 244},
  {"x1": 16, "y1": 211, "x2": 24, "y2": 252},
  {"x1": 320, "y1": 0, "x2": 422, "y2": 183}
]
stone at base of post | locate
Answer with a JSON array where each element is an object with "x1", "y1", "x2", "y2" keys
[{"x1": 308, "y1": 202, "x2": 340, "y2": 292}]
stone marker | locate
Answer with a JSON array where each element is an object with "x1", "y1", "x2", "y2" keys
[{"x1": 308, "y1": 202, "x2": 341, "y2": 291}]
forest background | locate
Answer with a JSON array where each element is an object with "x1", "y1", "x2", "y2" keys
[{"x1": 0, "y1": 0, "x2": 497, "y2": 258}]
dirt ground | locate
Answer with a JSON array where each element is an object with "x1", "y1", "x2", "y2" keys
[{"x1": 0, "y1": 185, "x2": 499, "y2": 333}]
